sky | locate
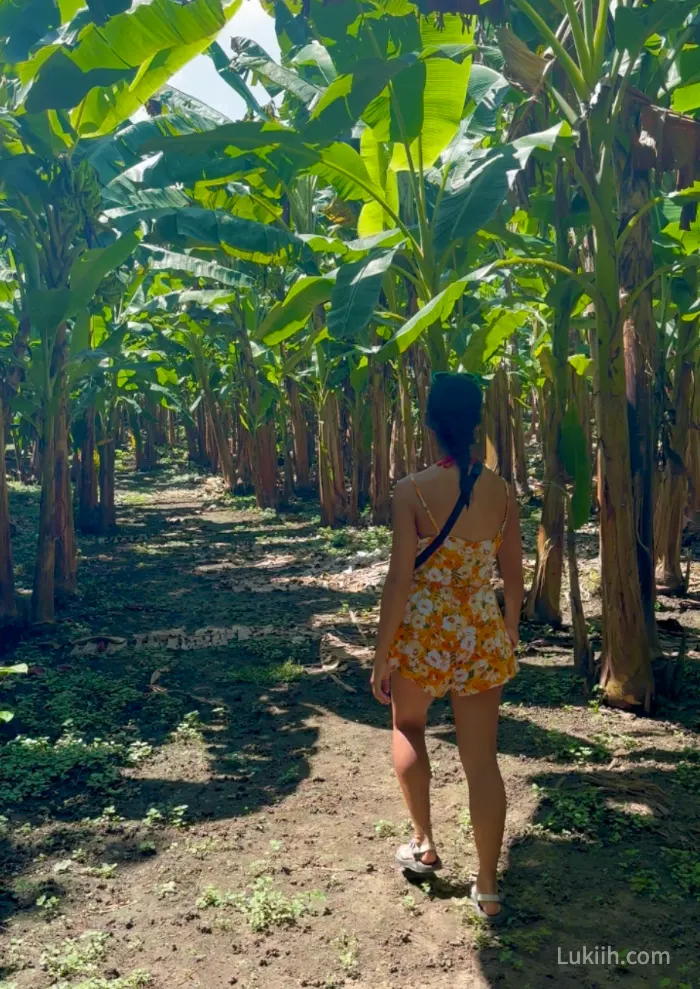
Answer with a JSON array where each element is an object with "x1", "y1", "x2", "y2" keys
[{"x1": 170, "y1": 0, "x2": 282, "y2": 120}]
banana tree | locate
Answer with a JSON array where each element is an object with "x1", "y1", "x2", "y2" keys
[{"x1": 0, "y1": 0, "x2": 241, "y2": 622}]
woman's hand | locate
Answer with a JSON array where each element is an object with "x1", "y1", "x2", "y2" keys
[
  {"x1": 371, "y1": 655, "x2": 392, "y2": 705},
  {"x1": 505, "y1": 617, "x2": 519, "y2": 649}
]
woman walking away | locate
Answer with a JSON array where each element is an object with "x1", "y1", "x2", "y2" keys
[{"x1": 371, "y1": 372, "x2": 523, "y2": 923}]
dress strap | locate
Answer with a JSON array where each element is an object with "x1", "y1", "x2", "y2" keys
[{"x1": 410, "y1": 475, "x2": 439, "y2": 535}]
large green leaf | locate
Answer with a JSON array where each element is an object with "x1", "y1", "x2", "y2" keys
[
  {"x1": 559, "y1": 404, "x2": 590, "y2": 530},
  {"x1": 142, "y1": 246, "x2": 252, "y2": 287},
  {"x1": 258, "y1": 274, "x2": 337, "y2": 346},
  {"x1": 672, "y1": 82, "x2": 700, "y2": 113},
  {"x1": 308, "y1": 142, "x2": 382, "y2": 202},
  {"x1": 21, "y1": 0, "x2": 242, "y2": 135},
  {"x1": 150, "y1": 208, "x2": 301, "y2": 263},
  {"x1": 304, "y1": 55, "x2": 420, "y2": 144},
  {"x1": 208, "y1": 40, "x2": 266, "y2": 117},
  {"x1": 231, "y1": 37, "x2": 321, "y2": 104},
  {"x1": 463, "y1": 309, "x2": 528, "y2": 372},
  {"x1": 0, "y1": 0, "x2": 60, "y2": 62},
  {"x1": 358, "y1": 127, "x2": 399, "y2": 237},
  {"x1": 433, "y1": 124, "x2": 569, "y2": 255},
  {"x1": 69, "y1": 228, "x2": 143, "y2": 313},
  {"x1": 327, "y1": 249, "x2": 396, "y2": 341},
  {"x1": 614, "y1": 0, "x2": 696, "y2": 52}
]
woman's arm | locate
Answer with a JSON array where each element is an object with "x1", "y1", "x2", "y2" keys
[
  {"x1": 497, "y1": 485, "x2": 524, "y2": 646},
  {"x1": 371, "y1": 480, "x2": 417, "y2": 704}
]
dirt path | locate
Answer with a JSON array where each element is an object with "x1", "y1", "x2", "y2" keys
[{"x1": 2, "y1": 466, "x2": 700, "y2": 989}]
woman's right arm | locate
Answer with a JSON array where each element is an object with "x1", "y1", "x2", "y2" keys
[{"x1": 497, "y1": 485, "x2": 524, "y2": 647}]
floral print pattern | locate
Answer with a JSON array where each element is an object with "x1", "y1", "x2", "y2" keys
[{"x1": 388, "y1": 533, "x2": 519, "y2": 698}]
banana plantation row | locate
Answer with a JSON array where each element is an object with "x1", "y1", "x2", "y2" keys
[{"x1": 1, "y1": 0, "x2": 700, "y2": 716}]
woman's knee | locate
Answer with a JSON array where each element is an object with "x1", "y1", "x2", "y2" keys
[{"x1": 393, "y1": 714, "x2": 427, "y2": 738}]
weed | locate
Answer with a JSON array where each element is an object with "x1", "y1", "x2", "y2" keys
[
  {"x1": 501, "y1": 926, "x2": 552, "y2": 956},
  {"x1": 223, "y1": 659, "x2": 305, "y2": 687},
  {"x1": 231, "y1": 877, "x2": 326, "y2": 933},
  {"x1": 0, "y1": 732, "x2": 123, "y2": 812},
  {"x1": 196, "y1": 886, "x2": 226, "y2": 909},
  {"x1": 628, "y1": 870, "x2": 663, "y2": 900},
  {"x1": 126, "y1": 742, "x2": 153, "y2": 765},
  {"x1": 532, "y1": 783, "x2": 656, "y2": 843},
  {"x1": 269, "y1": 839, "x2": 283, "y2": 853},
  {"x1": 36, "y1": 893, "x2": 62, "y2": 918},
  {"x1": 373, "y1": 820, "x2": 397, "y2": 839},
  {"x1": 69, "y1": 972, "x2": 151, "y2": 989},
  {"x1": 171, "y1": 712, "x2": 203, "y2": 745},
  {"x1": 663, "y1": 849, "x2": 700, "y2": 901},
  {"x1": 40, "y1": 932, "x2": 111, "y2": 980},
  {"x1": 87, "y1": 864, "x2": 118, "y2": 879},
  {"x1": 675, "y1": 762, "x2": 700, "y2": 793},
  {"x1": 94, "y1": 805, "x2": 123, "y2": 826},
  {"x1": 458, "y1": 809, "x2": 472, "y2": 835},
  {"x1": 169, "y1": 805, "x2": 188, "y2": 828},
  {"x1": 185, "y1": 837, "x2": 219, "y2": 859},
  {"x1": 402, "y1": 894, "x2": 419, "y2": 916},
  {"x1": 137, "y1": 841, "x2": 157, "y2": 856},
  {"x1": 333, "y1": 931, "x2": 359, "y2": 977},
  {"x1": 143, "y1": 808, "x2": 164, "y2": 829}
]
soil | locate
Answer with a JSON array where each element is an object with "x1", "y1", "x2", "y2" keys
[{"x1": 2, "y1": 459, "x2": 700, "y2": 989}]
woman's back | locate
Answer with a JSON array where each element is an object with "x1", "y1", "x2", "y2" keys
[{"x1": 406, "y1": 463, "x2": 509, "y2": 543}]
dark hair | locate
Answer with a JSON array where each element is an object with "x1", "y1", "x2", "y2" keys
[{"x1": 426, "y1": 372, "x2": 483, "y2": 505}]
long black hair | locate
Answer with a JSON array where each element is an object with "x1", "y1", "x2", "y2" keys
[{"x1": 426, "y1": 372, "x2": 483, "y2": 506}]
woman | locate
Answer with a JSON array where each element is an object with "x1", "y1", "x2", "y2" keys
[{"x1": 371, "y1": 372, "x2": 523, "y2": 923}]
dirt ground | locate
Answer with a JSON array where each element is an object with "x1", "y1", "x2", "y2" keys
[{"x1": 2, "y1": 459, "x2": 700, "y2": 989}]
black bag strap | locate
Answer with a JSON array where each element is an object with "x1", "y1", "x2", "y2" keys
[{"x1": 414, "y1": 461, "x2": 483, "y2": 570}]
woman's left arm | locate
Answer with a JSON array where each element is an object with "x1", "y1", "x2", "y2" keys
[{"x1": 371, "y1": 480, "x2": 417, "y2": 704}]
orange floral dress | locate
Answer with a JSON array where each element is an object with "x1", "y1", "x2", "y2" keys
[{"x1": 387, "y1": 478, "x2": 519, "y2": 698}]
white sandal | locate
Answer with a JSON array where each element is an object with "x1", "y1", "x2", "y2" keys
[
  {"x1": 469, "y1": 885, "x2": 504, "y2": 924},
  {"x1": 395, "y1": 838, "x2": 443, "y2": 875}
]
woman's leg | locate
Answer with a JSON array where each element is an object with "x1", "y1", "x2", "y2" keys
[
  {"x1": 391, "y1": 672, "x2": 436, "y2": 860},
  {"x1": 451, "y1": 685, "x2": 505, "y2": 915}
]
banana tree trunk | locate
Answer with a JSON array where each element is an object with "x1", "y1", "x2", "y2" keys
[
  {"x1": 252, "y1": 423, "x2": 278, "y2": 509},
  {"x1": 655, "y1": 317, "x2": 695, "y2": 591},
  {"x1": 0, "y1": 397, "x2": 16, "y2": 621},
  {"x1": 318, "y1": 392, "x2": 348, "y2": 527},
  {"x1": 99, "y1": 435, "x2": 117, "y2": 534},
  {"x1": 286, "y1": 378, "x2": 312, "y2": 494},
  {"x1": 204, "y1": 388, "x2": 234, "y2": 489},
  {"x1": 32, "y1": 393, "x2": 57, "y2": 624},
  {"x1": 618, "y1": 157, "x2": 659, "y2": 646},
  {"x1": 526, "y1": 381, "x2": 565, "y2": 624},
  {"x1": 594, "y1": 231, "x2": 653, "y2": 710},
  {"x1": 54, "y1": 388, "x2": 77, "y2": 596},
  {"x1": 567, "y1": 501, "x2": 594, "y2": 677},
  {"x1": 509, "y1": 345, "x2": 531, "y2": 496},
  {"x1": 484, "y1": 366, "x2": 514, "y2": 481},
  {"x1": 78, "y1": 407, "x2": 99, "y2": 533},
  {"x1": 398, "y1": 356, "x2": 416, "y2": 475},
  {"x1": 370, "y1": 360, "x2": 391, "y2": 524},
  {"x1": 412, "y1": 346, "x2": 435, "y2": 467}
]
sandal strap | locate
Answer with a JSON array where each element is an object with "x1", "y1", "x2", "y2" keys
[
  {"x1": 411, "y1": 838, "x2": 436, "y2": 856},
  {"x1": 476, "y1": 892, "x2": 501, "y2": 903}
]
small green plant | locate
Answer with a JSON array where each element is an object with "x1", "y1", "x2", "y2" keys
[
  {"x1": 333, "y1": 931, "x2": 359, "y2": 976},
  {"x1": 169, "y1": 805, "x2": 188, "y2": 828},
  {"x1": 186, "y1": 837, "x2": 219, "y2": 859},
  {"x1": 402, "y1": 893, "x2": 419, "y2": 916},
  {"x1": 87, "y1": 863, "x2": 118, "y2": 879},
  {"x1": 0, "y1": 663, "x2": 28, "y2": 724},
  {"x1": 196, "y1": 886, "x2": 226, "y2": 909},
  {"x1": 231, "y1": 877, "x2": 325, "y2": 933},
  {"x1": 69, "y1": 971, "x2": 151, "y2": 988},
  {"x1": 171, "y1": 711, "x2": 203, "y2": 745},
  {"x1": 458, "y1": 809, "x2": 472, "y2": 835},
  {"x1": 143, "y1": 808, "x2": 164, "y2": 828},
  {"x1": 40, "y1": 932, "x2": 111, "y2": 979},
  {"x1": 36, "y1": 893, "x2": 62, "y2": 918},
  {"x1": 373, "y1": 820, "x2": 397, "y2": 838}
]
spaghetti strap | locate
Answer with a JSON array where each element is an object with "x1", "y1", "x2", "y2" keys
[{"x1": 411, "y1": 475, "x2": 439, "y2": 534}]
